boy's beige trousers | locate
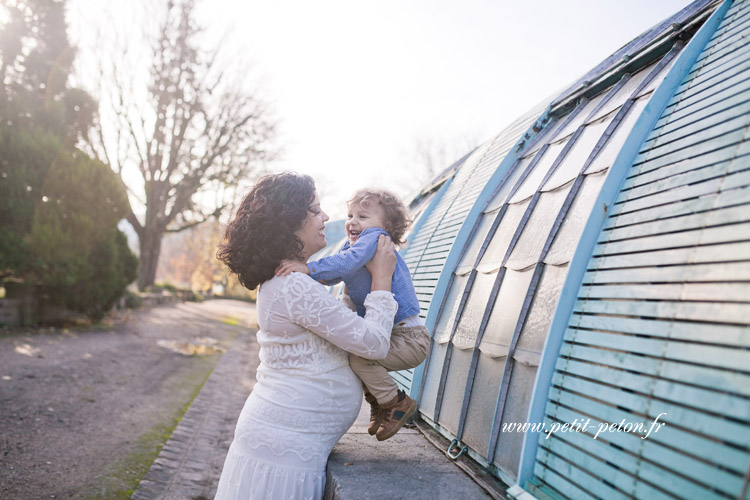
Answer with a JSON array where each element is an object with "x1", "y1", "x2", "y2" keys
[{"x1": 349, "y1": 325, "x2": 430, "y2": 404}]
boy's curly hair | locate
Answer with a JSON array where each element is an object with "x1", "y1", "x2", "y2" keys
[
  {"x1": 349, "y1": 188, "x2": 411, "y2": 246},
  {"x1": 217, "y1": 172, "x2": 316, "y2": 290}
]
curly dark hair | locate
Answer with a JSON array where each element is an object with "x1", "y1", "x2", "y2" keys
[
  {"x1": 217, "y1": 172, "x2": 316, "y2": 290},
  {"x1": 349, "y1": 188, "x2": 411, "y2": 245}
]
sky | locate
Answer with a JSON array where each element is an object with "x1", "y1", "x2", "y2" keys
[{"x1": 68, "y1": 0, "x2": 694, "y2": 220}]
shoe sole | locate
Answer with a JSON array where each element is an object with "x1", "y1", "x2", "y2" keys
[{"x1": 375, "y1": 400, "x2": 417, "y2": 441}]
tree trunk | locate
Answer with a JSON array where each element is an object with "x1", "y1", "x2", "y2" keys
[{"x1": 137, "y1": 228, "x2": 164, "y2": 291}]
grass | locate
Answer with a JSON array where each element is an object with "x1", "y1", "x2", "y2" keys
[
  {"x1": 221, "y1": 316, "x2": 240, "y2": 326},
  {"x1": 81, "y1": 357, "x2": 217, "y2": 500}
]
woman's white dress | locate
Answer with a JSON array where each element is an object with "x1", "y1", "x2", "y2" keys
[{"x1": 215, "y1": 272, "x2": 397, "y2": 500}]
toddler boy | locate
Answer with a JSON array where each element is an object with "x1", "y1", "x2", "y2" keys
[{"x1": 276, "y1": 188, "x2": 429, "y2": 441}]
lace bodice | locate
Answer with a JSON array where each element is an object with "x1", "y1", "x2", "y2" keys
[{"x1": 256, "y1": 272, "x2": 398, "y2": 374}]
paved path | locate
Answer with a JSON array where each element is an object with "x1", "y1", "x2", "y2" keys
[
  {"x1": 131, "y1": 318, "x2": 258, "y2": 500},
  {"x1": 130, "y1": 304, "x2": 505, "y2": 500},
  {"x1": 0, "y1": 299, "x2": 258, "y2": 500}
]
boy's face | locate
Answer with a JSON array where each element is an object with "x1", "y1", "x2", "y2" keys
[{"x1": 346, "y1": 201, "x2": 386, "y2": 245}]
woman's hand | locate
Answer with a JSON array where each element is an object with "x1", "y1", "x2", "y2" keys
[
  {"x1": 275, "y1": 259, "x2": 310, "y2": 277},
  {"x1": 366, "y1": 234, "x2": 396, "y2": 292}
]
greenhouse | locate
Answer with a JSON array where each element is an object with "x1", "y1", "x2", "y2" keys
[{"x1": 320, "y1": 0, "x2": 750, "y2": 498}]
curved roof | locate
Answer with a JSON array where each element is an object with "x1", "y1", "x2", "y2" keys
[{"x1": 393, "y1": 0, "x2": 750, "y2": 497}]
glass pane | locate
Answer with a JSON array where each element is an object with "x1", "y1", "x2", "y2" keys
[
  {"x1": 433, "y1": 273, "x2": 468, "y2": 344},
  {"x1": 463, "y1": 353, "x2": 507, "y2": 454},
  {"x1": 479, "y1": 268, "x2": 536, "y2": 357},
  {"x1": 492, "y1": 363, "x2": 538, "y2": 477},
  {"x1": 457, "y1": 214, "x2": 497, "y2": 270},
  {"x1": 517, "y1": 263, "x2": 570, "y2": 354},
  {"x1": 545, "y1": 170, "x2": 608, "y2": 266},
  {"x1": 589, "y1": 61, "x2": 656, "y2": 122},
  {"x1": 637, "y1": 53, "x2": 677, "y2": 98},
  {"x1": 513, "y1": 348, "x2": 541, "y2": 367},
  {"x1": 506, "y1": 185, "x2": 573, "y2": 271},
  {"x1": 586, "y1": 94, "x2": 649, "y2": 175},
  {"x1": 418, "y1": 341, "x2": 448, "y2": 421},
  {"x1": 477, "y1": 201, "x2": 529, "y2": 273},
  {"x1": 437, "y1": 347, "x2": 473, "y2": 435},
  {"x1": 542, "y1": 116, "x2": 612, "y2": 192},
  {"x1": 510, "y1": 139, "x2": 568, "y2": 204},
  {"x1": 485, "y1": 153, "x2": 536, "y2": 213},
  {"x1": 553, "y1": 91, "x2": 609, "y2": 139},
  {"x1": 497, "y1": 96, "x2": 554, "y2": 155},
  {"x1": 520, "y1": 127, "x2": 554, "y2": 161},
  {"x1": 454, "y1": 270, "x2": 497, "y2": 350}
]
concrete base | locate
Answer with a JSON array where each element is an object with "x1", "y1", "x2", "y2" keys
[{"x1": 325, "y1": 400, "x2": 502, "y2": 500}]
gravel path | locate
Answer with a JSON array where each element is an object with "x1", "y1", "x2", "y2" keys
[{"x1": 0, "y1": 299, "x2": 257, "y2": 500}]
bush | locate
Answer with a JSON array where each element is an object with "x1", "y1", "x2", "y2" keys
[
  {"x1": 124, "y1": 290, "x2": 142, "y2": 309},
  {"x1": 28, "y1": 151, "x2": 137, "y2": 321},
  {"x1": 0, "y1": 127, "x2": 62, "y2": 279},
  {"x1": 156, "y1": 282, "x2": 179, "y2": 293}
]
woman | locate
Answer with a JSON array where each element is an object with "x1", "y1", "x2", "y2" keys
[{"x1": 215, "y1": 172, "x2": 398, "y2": 500}]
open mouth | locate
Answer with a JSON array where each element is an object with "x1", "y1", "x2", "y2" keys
[{"x1": 349, "y1": 230, "x2": 361, "y2": 241}]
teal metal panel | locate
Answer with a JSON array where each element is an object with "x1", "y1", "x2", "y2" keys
[
  {"x1": 566, "y1": 327, "x2": 750, "y2": 371},
  {"x1": 556, "y1": 359, "x2": 750, "y2": 420},
  {"x1": 547, "y1": 399, "x2": 748, "y2": 474},
  {"x1": 606, "y1": 183, "x2": 750, "y2": 228},
  {"x1": 543, "y1": 393, "x2": 740, "y2": 499},
  {"x1": 536, "y1": 448, "x2": 631, "y2": 500},
  {"x1": 540, "y1": 434, "x2": 674, "y2": 500},
  {"x1": 603, "y1": 203, "x2": 750, "y2": 241},
  {"x1": 531, "y1": 463, "x2": 597, "y2": 500},
  {"x1": 658, "y1": 82, "x2": 750, "y2": 128},
  {"x1": 519, "y1": 1, "x2": 750, "y2": 498},
  {"x1": 588, "y1": 240, "x2": 750, "y2": 268},
  {"x1": 540, "y1": 431, "x2": 735, "y2": 500},
  {"x1": 583, "y1": 260, "x2": 750, "y2": 283},
  {"x1": 654, "y1": 85, "x2": 750, "y2": 131},
  {"x1": 620, "y1": 143, "x2": 750, "y2": 190},
  {"x1": 573, "y1": 297, "x2": 750, "y2": 325},
  {"x1": 579, "y1": 281, "x2": 750, "y2": 301},
  {"x1": 571, "y1": 313, "x2": 750, "y2": 347},
  {"x1": 557, "y1": 341, "x2": 750, "y2": 407},
  {"x1": 549, "y1": 372, "x2": 750, "y2": 445},
  {"x1": 597, "y1": 223, "x2": 750, "y2": 254}
]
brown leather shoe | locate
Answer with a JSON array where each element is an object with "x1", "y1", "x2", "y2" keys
[
  {"x1": 375, "y1": 390, "x2": 417, "y2": 441},
  {"x1": 365, "y1": 392, "x2": 381, "y2": 436}
]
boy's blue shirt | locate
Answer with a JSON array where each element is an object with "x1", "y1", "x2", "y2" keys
[{"x1": 306, "y1": 227, "x2": 420, "y2": 324}]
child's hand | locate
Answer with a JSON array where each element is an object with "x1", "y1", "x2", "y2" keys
[{"x1": 275, "y1": 259, "x2": 310, "y2": 276}]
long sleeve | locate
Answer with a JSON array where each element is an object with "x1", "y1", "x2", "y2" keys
[
  {"x1": 283, "y1": 273, "x2": 397, "y2": 360},
  {"x1": 306, "y1": 229, "x2": 383, "y2": 281},
  {"x1": 340, "y1": 293, "x2": 357, "y2": 312}
]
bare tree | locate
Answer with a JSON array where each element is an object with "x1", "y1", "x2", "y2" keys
[
  {"x1": 405, "y1": 131, "x2": 484, "y2": 186},
  {"x1": 85, "y1": 0, "x2": 276, "y2": 290},
  {"x1": 157, "y1": 219, "x2": 224, "y2": 292}
]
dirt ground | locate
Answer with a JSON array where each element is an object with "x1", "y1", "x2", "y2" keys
[{"x1": 0, "y1": 299, "x2": 257, "y2": 500}]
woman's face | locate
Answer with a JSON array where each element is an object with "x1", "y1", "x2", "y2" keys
[{"x1": 295, "y1": 193, "x2": 329, "y2": 260}]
